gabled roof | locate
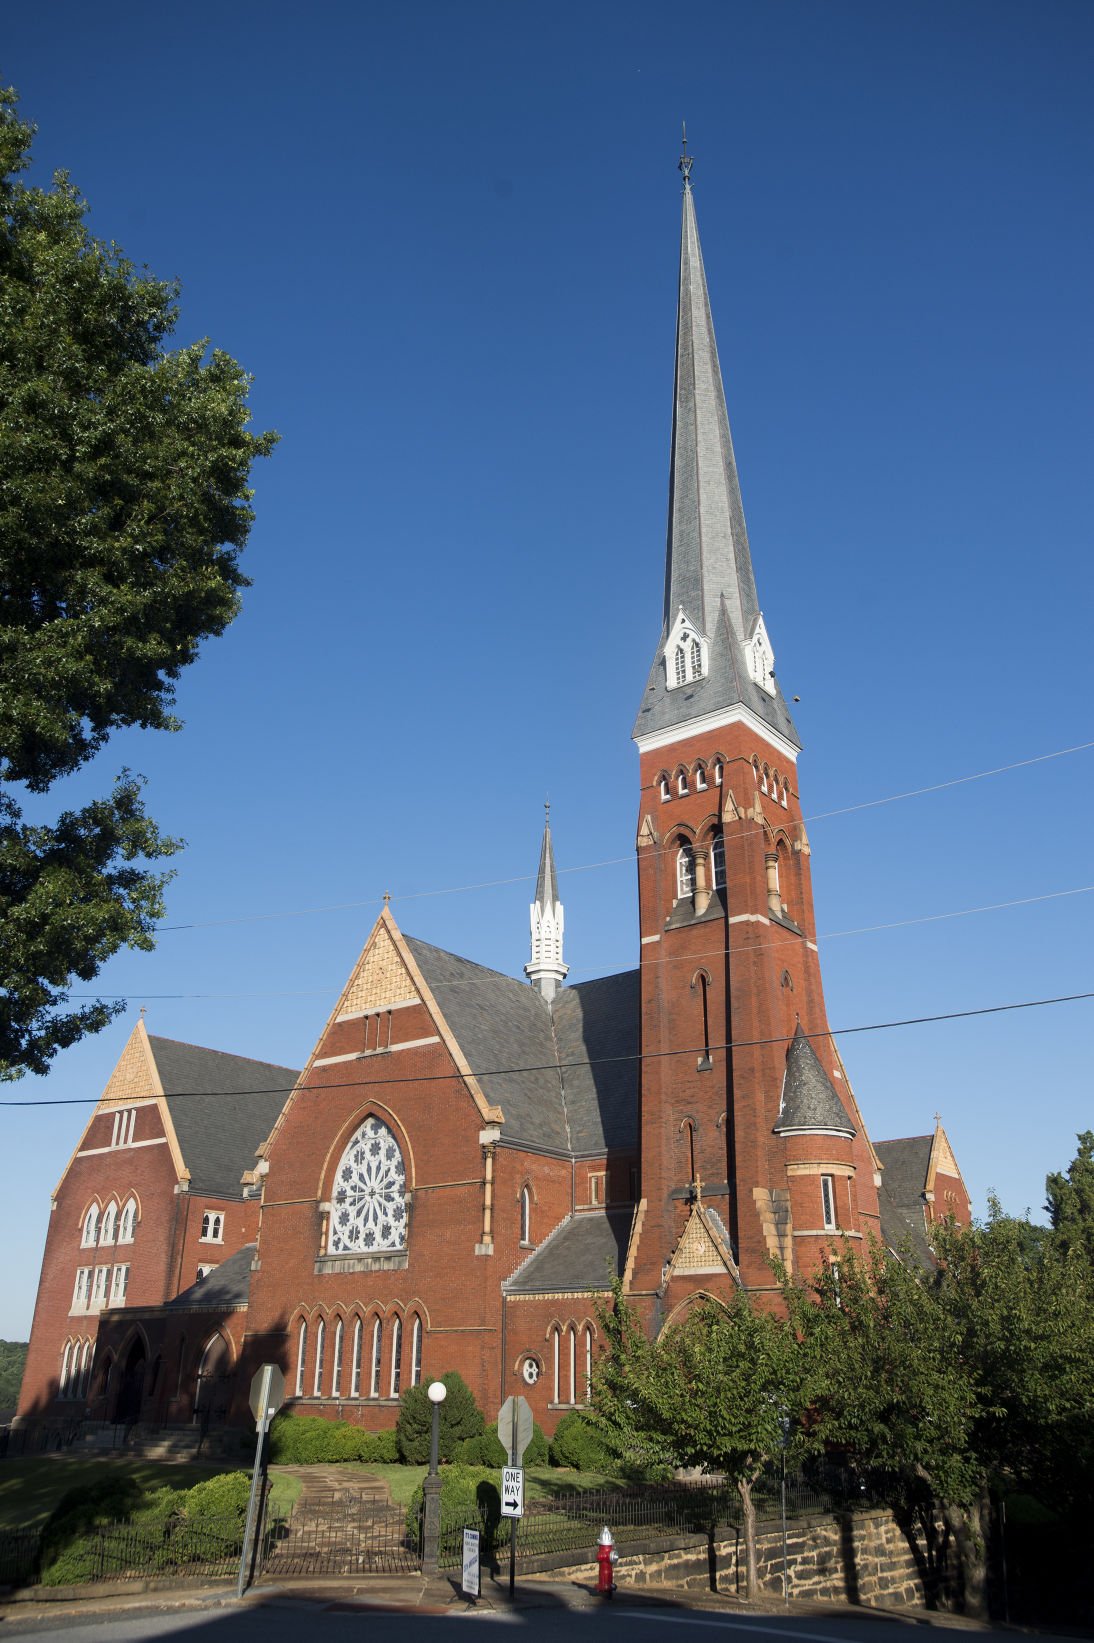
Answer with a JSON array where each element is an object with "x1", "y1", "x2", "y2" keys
[
  {"x1": 504, "y1": 1211, "x2": 631, "y2": 1294},
  {"x1": 772, "y1": 1026, "x2": 856, "y2": 1136},
  {"x1": 164, "y1": 1244, "x2": 256, "y2": 1311},
  {"x1": 404, "y1": 939, "x2": 640, "y2": 1155},
  {"x1": 633, "y1": 179, "x2": 800, "y2": 749},
  {"x1": 874, "y1": 1136, "x2": 934, "y2": 1264},
  {"x1": 150, "y1": 1038, "x2": 298, "y2": 1198}
]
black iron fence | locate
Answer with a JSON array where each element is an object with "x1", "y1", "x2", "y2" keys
[
  {"x1": 263, "y1": 1494, "x2": 420, "y2": 1576},
  {"x1": 438, "y1": 1470, "x2": 838, "y2": 1573},
  {"x1": 0, "y1": 1513, "x2": 278, "y2": 1590}
]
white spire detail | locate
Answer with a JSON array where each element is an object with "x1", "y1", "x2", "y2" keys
[{"x1": 525, "y1": 805, "x2": 568, "y2": 1003}]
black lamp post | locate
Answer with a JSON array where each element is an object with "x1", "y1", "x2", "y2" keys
[{"x1": 421, "y1": 1379, "x2": 447, "y2": 1575}]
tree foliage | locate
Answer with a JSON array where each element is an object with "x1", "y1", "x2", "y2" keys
[
  {"x1": 0, "y1": 1339, "x2": 27, "y2": 1409},
  {"x1": 0, "y1": 86, "x2": 275, "y2": 1076},
  {"x1": 396, "y1": 1371, "x2": 484, "y2": 1464}
]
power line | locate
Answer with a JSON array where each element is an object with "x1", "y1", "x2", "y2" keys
[
  {"x1": 64, "y1": 881, "x2": 1094, "y2": 1001},
  {"x1": 151, "y1": 738, "x2": 1094, "y2": 934},
  {"x1": 4, "y1": 986, "x2": 1091, "y2": 1108}
]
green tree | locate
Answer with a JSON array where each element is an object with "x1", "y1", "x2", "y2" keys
[
  {"x1": 0, "y1": 87, "x2": 275, "y2": 1076},
  {"x1": 0, "y1": 1339, "x2": 27, "y2": 1408},
  {"x1": 593, "y1": 1282, "x2": 802, "y2": 1598},
  {"x1": 1045, "y1": 1131, "x2": 1094, "y2": 1265},
  {"x1": 396, "y1": 1370, "x2": 485, "y2": 1464}
]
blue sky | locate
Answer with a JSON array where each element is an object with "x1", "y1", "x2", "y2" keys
[{"x1": 2, "y1": 1, "x2": 1092, "y2": 1337}]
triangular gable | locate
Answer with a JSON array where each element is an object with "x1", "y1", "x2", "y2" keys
[
  {"x1": 666, "y1": 1200, "x2": 741, "y2": 1283},
  {"x1": 259, "y1": 908, "x2": 503, "y2": 1161},
  {"x1": 925, "y1": 1121, "x2": 966, "y2": 1197},
  {"x1": 52, "y1": 1019, "x2": 187, "y2": 1199}
]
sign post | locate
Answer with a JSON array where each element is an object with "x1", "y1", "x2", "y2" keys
[
  {"x1": 497, "y1": 1395, "x2": 532, "y2": 1598},
  {"x1": 236, "y1": 1363, "x2": 285, "y2": 1599}
]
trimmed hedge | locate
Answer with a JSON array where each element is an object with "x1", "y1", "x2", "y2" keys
[
  {"x1": 548, "y1": 1410, "x2": 615, "y2": 1471},
  {"x1": 267, "y1": 1412, "x2": 399, "y2": 1464},
  {"x1": 455, "y1": 1420, "x2": 548, "y2": 1467},
  {"x1": 406, "y1": 1464, "x2": 502, "y2": 1545}
]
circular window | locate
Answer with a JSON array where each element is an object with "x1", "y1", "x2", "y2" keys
[{"x1": 521, "y1": 1358, "x2": 541, "y2": 1386}]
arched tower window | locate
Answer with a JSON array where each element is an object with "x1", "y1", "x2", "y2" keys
[
  {"x1": 711, "y1": 833, "x2": 726, "y2": 891},
  {"x1": 100, "y1": 1202, "x2": 117, "y2": 1245},
  {"x1": 312, "y1": 1318, "x2": 326, "y2": 1396},
  {"x1": 294, "y1": 1320, "x2": 307, "y2": 1398},
  {"x1": 119, "y1": 1198, "x2": 137, "y2": 1244},
  {"x1": 390, "y1": 1316, "x2": 403, "y2": 1398},
  {"x1": 410, "y1": 1316, "x2": 423, "y2": 1386},
  {"x1": 676, "y1": 843, "x2": 695, "y2": 900},
  {"x1": 674, "y1": 645, "x2": 687, "y2": 686},
  {"x1": 331, "y1": 1318, "x2": 344, "y2": 1397},
  {"x1": 329, "y1": 1117, "x2": 408, "y2": 1254},
  {"x1": 520, "y1": 1186, "x2": 531, "y2": 1245},
  {"x1": 370, "y1": 1318, "x2": 383, "y2": 1398},
  {"x1": 351, "y1": 1319, "x2": 363, "y2": 1397},
  {"x1": 82, "y1": 1205, "x2": 99, "y2": 1247}
]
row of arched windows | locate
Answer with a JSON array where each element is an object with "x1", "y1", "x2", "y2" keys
[
  {"x1": 548, "y1": 1322, "x2": 594, "y2": 1407},
  {"x1": 59, "y1": 1337, "x2": 95, "y2": 1401},
  {"x1": 294, "y1": 1310, "x2": 424, "y2": 1401},
  {"x1": 659, "y1": 757, "x2": 725, "y2": 802},
  {"x1": 753, "y1": 757, "x2": 789, "y2": 807},
  {"x1": 81, "y1": 1196, "x2": 138, "y2": 1248}
]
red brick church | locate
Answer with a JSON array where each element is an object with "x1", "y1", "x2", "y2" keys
[{"x1": 17, "y1": 161, "x2": 971, "y2": 1441}]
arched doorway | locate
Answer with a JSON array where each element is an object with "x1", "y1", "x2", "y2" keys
[
  {"x1": 114, "y1": 1338, "x2": 146, "y2": 1425},
  {"x1": 193, "y1": 1334, "x2": 231, "y2": 1431}
]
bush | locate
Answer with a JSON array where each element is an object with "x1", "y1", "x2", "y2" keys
[
  {"x1": 267, "y1": 1412, "x2": 398, "y2": 1464},
  {"x1": 406, "y1": 1464, "x2": 502, "y2": 1547},
  {"x1": 396, "y1": 1371, "x2": 484, "y2": 1463},
  {"x1": 180, "y1": 1471, "x2": 251, "y2": 1528},
  {"x1": 549, "y1": 1410, "x2": 615, "y2": 1471},
  {"x1": 456, "y1": 1420, "x2": 548, "y2": 1466}
]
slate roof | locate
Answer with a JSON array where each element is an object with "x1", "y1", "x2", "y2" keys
[
  {"x1": 875, "y1": 1136, "x2": 934, "y2": 1265},
  {"x1": 504, "y1": 1211, "x2": 632, "y2": 1294},
  {"x1": 634, "y1": 182, "x2": 799, "y2": 750},
  {"x1": 772, "y1": 1026, "x2": 856, "y2": 1136},
  {"x1": 149, "y1": 1037, "x2": 299, "y2": 1198},
  {"x1": 165, "y1": 1244, "x2": 256, "y2": 1311},
  {"x1": 404, "y1": 939, "x2": 639, "y2": 1155}
]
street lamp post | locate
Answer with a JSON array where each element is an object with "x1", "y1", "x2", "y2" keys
[{"x1": 422, "y1": 1380, "x2": 447, "y2": 1575}]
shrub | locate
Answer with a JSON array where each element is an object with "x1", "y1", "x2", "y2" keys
[
  {"x1": 362, "y1": 1427, "x2": 399, "y2": 1463},
  {"x1": 181, "y1": 1471, "x2": 251, "y2": 1528},
  {"x1": 456, "y1": 1420, "x2": 548, "y2": 1466},
  {"x1": 396, "y1": 1371, "x2": 484, "y2": 1463},
  {"x1": 549, "y1": 1410, "x2": 614, "y2": 1471},
  {"x1": 405, "y1": 1464, "x2": 503, "y2": 1548}
]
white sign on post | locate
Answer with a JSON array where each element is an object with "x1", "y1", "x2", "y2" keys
[
  {"x1": 462, "y1": 1527, "x2": 481, "y2": 1597},
  {"x1": 501, "y1": 1465, "x2": 524, "y2": 1518}
]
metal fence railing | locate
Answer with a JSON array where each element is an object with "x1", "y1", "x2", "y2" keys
[
  {"x1": 262, "y1": 1495, "x2": 420, "y2": 1576},
  {"x1": 0, "y1": 1512, "x2": 274, "y2": 1590}
]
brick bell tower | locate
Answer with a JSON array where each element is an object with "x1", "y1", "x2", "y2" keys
[{"x1": 624, "y1": 147, "x2": 882, "y2": 1326}]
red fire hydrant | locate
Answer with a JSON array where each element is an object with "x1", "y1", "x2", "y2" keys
[{"x1": 597, "y1": 1525, "x2": 617, "y2": 1597}]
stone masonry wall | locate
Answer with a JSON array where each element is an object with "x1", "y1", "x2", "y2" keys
[{"x1": 549, "y1": 1508, "x2": 954, "y2": 1611}]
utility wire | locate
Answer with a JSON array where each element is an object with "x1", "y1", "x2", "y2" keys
[
  {"x1": 3, "y1": 987, "x2": 1091, "y2": 1107},
  {"x1": 152, "y1": 738, "x2": 1094, "y2": 933}
]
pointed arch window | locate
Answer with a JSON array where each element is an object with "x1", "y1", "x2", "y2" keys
[
  {"x1": 712, "y1": 833, "x2": 726, "y2": 891},
  {"x1": 100, "y1": 1202, "x2": 117, "y2": 1245},
  {"x1": 552, "y1": 1327, "x2": 560, "y2": 1404},
  {"x1": 119, "y1": 1198, "x2": 137, "y2": 1244},
  {"x1": 331, "y1": 1318, "x2": 344, "y2": 1397},
  {"x1": 79, "y1": 1341, "x2": 94, "y2": 1401},
  {"x1": 520, "y1": 1186, "x2": 531, "y2": 1246},
  {"x1": 59, "y1": 1342, "x2": 72, "y2": 1400},
  {"x1": 664, "y1": 613, "x2": 708, "y2": 689},
  {"x1": 370, "y1": 1319, "x2": 383, "y2": 1398},
  {"x1": 584, "y1": 1327, "x2": 593, "y2": 1402},
  {"x1": 312, "y1": 1318, "x2": 326, "y2": 1397},
  {"x1": 329, "y1": 1117, "x2": 407, "y2": 1254},
  {"x1": 674, "y1": 645, "x2": 687, "y2": 686},
  {"x1": 295, "y1": 1320, "x2": 307, "y2": 1398},
  {"x1": 82, "y1": 1205, "x2": 99, "y2": 1248},
  {"x1": 351, "y1": 1319, "x2": 363, "y2": 1397},
  {"x1": 410, "y1": 1316, "x2": 423, "y2": 1386},
  {"x1": 389, "y1": 1317, "x2": 402, "y2": 1398},
  {"x1": 676, "y1": 843, "x2": 696, "y2": 900}
]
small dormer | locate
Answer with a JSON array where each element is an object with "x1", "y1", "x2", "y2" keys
[
  {"x1": 745, "y1": 614, "x2": 776, "y2": 696},
  {"x1": 663, "y1": 609, "x2": 708, "y2": 691}
]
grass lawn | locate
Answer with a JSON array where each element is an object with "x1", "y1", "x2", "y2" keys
[{"x1": 0, "y1": 1455, "x2": 300, "y2": 1527}]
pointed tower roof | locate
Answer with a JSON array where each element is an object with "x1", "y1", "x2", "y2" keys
[
  {"x1": 773, "y1": 1025, "x2": 856, "y2": 1137},
  {"x1": 525, "y1": 805, "x2": 568, "y2": 1002},
  {"x1": 633, "y1": 163, "x2": 800, "y2": 752}
]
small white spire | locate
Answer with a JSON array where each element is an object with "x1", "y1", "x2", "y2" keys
[{"x1": 525, "y1": 804, "x2": 568, "y2": 1003}]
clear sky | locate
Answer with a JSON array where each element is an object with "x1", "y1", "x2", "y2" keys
[{"x1": 2, "y1": 1, "x2": 1092, "y2": 1338}]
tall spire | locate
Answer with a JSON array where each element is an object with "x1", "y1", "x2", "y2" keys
[
  {"x1": 633, "y1": 156, "x2": 800, "y2": 752},
  {"x1": 525, "y1": 804, "x2": 567, "y2": 1003}
]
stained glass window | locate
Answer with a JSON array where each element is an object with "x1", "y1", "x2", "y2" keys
[{"x1": 329, "y1": 1117, "x2": 408, "y2": 1254}]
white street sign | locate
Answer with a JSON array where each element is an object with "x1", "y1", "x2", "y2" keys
[
  {"x1": 462, "y1": 1527, "x2": 480, "y2": 1596},
  {"x1": 501, "y1": 1465, "x2": 524, "y2": 1518}
]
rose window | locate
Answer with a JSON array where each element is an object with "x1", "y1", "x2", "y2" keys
[{"x1": 329, "y1": 1117, "x2": 407, "y2": 1254}]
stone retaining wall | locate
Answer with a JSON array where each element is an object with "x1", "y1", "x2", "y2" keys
[{"x1": 541, "y1": 1508, "x2": 954, "y2": 1611}]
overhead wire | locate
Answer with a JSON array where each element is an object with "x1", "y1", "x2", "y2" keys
[{"x1": 3, "y1": 986, "x2": 1092, "y2": 1107}]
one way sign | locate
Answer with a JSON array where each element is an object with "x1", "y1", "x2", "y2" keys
[{"x1": 501, "y1": 1466, "x2": 524, "y2": 1518}]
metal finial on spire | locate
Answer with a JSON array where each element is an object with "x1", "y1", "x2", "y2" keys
[{"x1": 679, "y1": 122, "x2": 694, "y2": 189}]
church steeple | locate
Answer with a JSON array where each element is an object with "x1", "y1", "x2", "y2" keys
[
  {"x1": 525, "y1": 806, "x2": 567, "y2": 1003},
  {"x1": 633, "y1": 157, "x2": 799, "y2": 753}
]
